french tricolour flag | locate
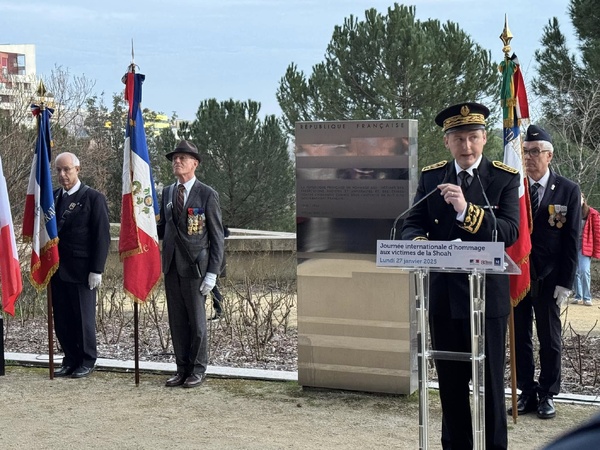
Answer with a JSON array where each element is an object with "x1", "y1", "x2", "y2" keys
[
  {"x1": 0, "y1": 155, "x2": 23, "y2": 315},
  {"x1": 22, "y1": 105, "x2": 59, "y2": 291},
  {"x1": 119, "y1": 70, "x2": 161, "y2": 302},
  {"x1": 501, "y1": 53, "x2": 532, "y2": 306}
]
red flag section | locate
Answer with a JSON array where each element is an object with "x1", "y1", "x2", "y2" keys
[
  {"x1": 500, "y1": 54, "x2": 532, "y2": 306},
  {"x1": 119, "y1": 69, "x2": 161, "y2": 302},
  {"x1": 22, "y1": 105, "x2": 59, "y2": 291},
  {"x1": 0, "y1": 156, "x2": 22, "y2": 315}
]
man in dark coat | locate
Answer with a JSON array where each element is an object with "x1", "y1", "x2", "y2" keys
[
  {"x1": 510, "y1": 125, "x2": 581, "y2": 419},
  {"x1": 401, "y1": 102, "x2": 520, "y2": 450},
  {"x1": 51, "y1": 152, "x2": 110, "y2": 378},
  {"x1": 157, "y1": 140, "x2": 224, "y2": 388}
]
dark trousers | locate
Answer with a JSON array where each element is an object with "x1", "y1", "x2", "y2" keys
[
  {"x1": 513, "y1": 286, "x2": 562, "y2": 396},
  {"x1": 51, "y1": 276, "x2": 97, "y2": 368},
  {"x1": 431, "y1": 314, "x2": 508, "y2": 450},
  {"x1": 164, "y1": 267, "x2": 207, "y2": 375}
]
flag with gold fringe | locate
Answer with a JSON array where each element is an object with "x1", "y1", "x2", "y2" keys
[
  {"x1": 22, "y1": 105, "x2": 59, "y2": 290},
  {"x1": 500, "y1": 52, "x2": 532, "y2": 306},
  {"x1": 119, "y1": 67, "x2": 161, "y2": 302}
]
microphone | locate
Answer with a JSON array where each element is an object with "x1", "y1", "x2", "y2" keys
[
  {"x1": 390, "y1": 163, "x2": 451, "y2": 239},
  {"x1": 472, "y1": 168, "x2": 498, "y2": 242}
]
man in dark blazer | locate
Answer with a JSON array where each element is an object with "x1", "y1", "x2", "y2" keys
[
  {"x1": 157, "y1": 140, "x2": 224, "y2": 388},
  {"x1": 401, "y1": 102, "x2": 520, "y2": 450},
  {"x1": 51, "y1": 152, "x2": 110, "y2": 378},
  {"x1": 510, "y1": 125, "x2": 581, "y2": 419}
]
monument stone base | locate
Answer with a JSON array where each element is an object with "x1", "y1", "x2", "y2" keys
[{"x1": 297, "y1": 257, "x2": 416, "y2": 395}]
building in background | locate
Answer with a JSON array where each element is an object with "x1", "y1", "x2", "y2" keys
[{"x1": 0, "y1": 44, "x2": 37, "y2": 119}]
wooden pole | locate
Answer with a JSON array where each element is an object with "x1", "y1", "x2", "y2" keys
[
  {"x1": 509, "y1": 307, "x2": 518, "y2": 423},
  {"x1": 0, "y1": 316, "x2": 5, "y2": 376},
  {"x1": 134, "y1": 302, "x2": 139, "y2": 385},
  {"x1": 500, "y1": 15, "x2": 519, "y2": 423},
  {"x1": 47, "y1": 284, "x2": 54, "y2": 379}
]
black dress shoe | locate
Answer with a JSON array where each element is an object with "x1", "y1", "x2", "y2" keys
[
  {"x1": 165, "y1": 373, "x2": 187, "y2": 387},
  {"x1": 208, "y1": 311, "x2": 222, "y2": 321},
  {"x1": 54, "y1": 365, "x2": 75, "y2": 378},
  {"x1": 183, "y1": 373, "x2": 206, "y2": 388},
  {"x1": 537, "y1": 395, "x2": 556, "y2": 419},
  {"x1": 71, "y1": 366, "x2": 94, "y2": 378},
  {"x1": 508, "y1": 393, "x2": 538, "y2": 415}
]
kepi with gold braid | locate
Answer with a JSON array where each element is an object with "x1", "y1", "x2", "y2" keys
[{"x1": 435, "y1": 102, "x2": 490, "y2": 133}]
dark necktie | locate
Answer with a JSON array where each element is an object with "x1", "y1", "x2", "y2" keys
[
  {"x1": 530, "y1": 182, "x2": 541, "y2": 215},
  {"x1": 458, "y1": 171, "x2": 472, "y2": 193},
  {"x1": 176, "y1": 184, "x2": 185, "y2": 218},
  {"x1": 57, "y1": 191, "x2": 69, "y2": 217}
]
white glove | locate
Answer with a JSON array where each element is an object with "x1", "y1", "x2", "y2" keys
[
  {"x1": 553, "y1": 285, "x2": 572, "y2": 307},
  {"x1": 200, "y1": 272, "x2": 217, "y2": 296},
  {"x1": 88, "y1": 273, "x2": 102, "y2": 290}
]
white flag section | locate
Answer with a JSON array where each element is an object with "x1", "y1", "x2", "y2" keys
[
  {"x1": 119, "y1": 70, "x2": 161, "y2": 303},
  {"x1": 0, "y1": 155, "x2": 23, "y2": 315}
]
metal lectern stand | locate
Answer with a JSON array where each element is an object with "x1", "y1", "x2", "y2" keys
[{"x1": 414, "y1": 254, "x2": 520, "y2": 450}]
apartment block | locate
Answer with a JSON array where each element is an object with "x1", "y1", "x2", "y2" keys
[{"x1": 0, "y1": 44, "x2": 37, "y2": 119}]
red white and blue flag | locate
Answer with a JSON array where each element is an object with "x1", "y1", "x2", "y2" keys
[
  {"x1": 22, "y1": 105, "x2": 60, "y2": 290},
  {"x1": 119, "y1": 70, "x2": 161, "y2": 302},
  {"x1": 0, "y1": 155, "x2": 23, "y2": 315},
  {"x1": 500, "y1": 53, "x2": 532, "y2": 306}
]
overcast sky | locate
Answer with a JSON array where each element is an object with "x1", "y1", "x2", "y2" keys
[{"x1": 2, "y1": 0, "x2": 576, "y2": 121}]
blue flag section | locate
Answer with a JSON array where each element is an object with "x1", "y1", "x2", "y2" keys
[
  {"x1": 119, "y1": 70, "x2": 161, "y2": 303},
  {"x1": 23, "y1": 105, "x2": 60, "y2": 290}
]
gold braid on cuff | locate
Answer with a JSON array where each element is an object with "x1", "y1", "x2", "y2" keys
[{"x1": 460, "y1": 203, "x2": 484, "y2": 234}]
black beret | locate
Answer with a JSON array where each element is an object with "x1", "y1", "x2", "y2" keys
[
  {"x1": 165, "y1": 140, "x2": 201, "y2": 162},
  {"x1": 435, "y1": 102, "x2": 490, "y2": 133},
  {"x1": 524, "y1": 125, "x2": 552, "y2": 143}
]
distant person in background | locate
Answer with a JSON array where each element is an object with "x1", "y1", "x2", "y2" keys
[
  {"x1": 209, "y1": 225, "x2": 230, "y2": 320},
  {"x1": 571, "y1": 193, "x2": 600, "y2": 306}
]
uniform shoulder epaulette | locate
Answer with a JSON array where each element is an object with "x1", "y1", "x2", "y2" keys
[
  {"x1": 422, "y1": 160, "x2": 448, "y2": 172},
  {"x1": 492, "y1": 161, "x2": 518, "y2": 174}
]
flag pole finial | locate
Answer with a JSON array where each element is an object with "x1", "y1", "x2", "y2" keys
[
  {"x1": 123, "y1": 39, "x2": 139, "y2": 84},
  {"x1": 130, "y1": 38, "x2": 136, "y2": 73},
  {"x1": 500, "y1": 14, "x2": 513, "y2": 58},
  {"x1": 35, "y1": 80, "x2": 48, "y2": 109}
]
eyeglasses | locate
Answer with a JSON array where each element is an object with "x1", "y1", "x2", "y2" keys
[{"x1": 523, "y1": 148, "x2": 551, "y2": 157}]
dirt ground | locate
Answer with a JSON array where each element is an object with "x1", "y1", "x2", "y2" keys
[
  {"x1": 0, "y1": 365, "x2": 598, "y2": 450},
  {"x1": 1, "y1": 299, "x2": 598, "y2": 449}
]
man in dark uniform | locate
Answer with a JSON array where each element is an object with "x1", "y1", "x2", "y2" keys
[
  {"x1": 510, "y1": 125, "x2": 580, "y2": 419},
  {"x1": 157, "y1": 140, "x2": 224, "y2": 388},
  {"x1": 401, "y1": 102, "x2": 520, "y2": 450},
  {"x1": 51, "y1": 152, "x2": 110, "y2": 378}
]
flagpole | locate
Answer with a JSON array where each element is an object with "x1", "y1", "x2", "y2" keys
[
  {"x1": 121, "y1": 40, "x2": 162, "y2": 386},
  {"x1": 36, "y1": 83, "x2": 56, "y2": 379},
  {"x1": 500, "y1": 17, "x2": 518, "y2": 424},
  {"x1": 129, "y1": 40, "x2": 141, "y2": 386}
]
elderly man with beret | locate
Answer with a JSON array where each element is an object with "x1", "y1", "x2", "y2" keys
[
  {"x1": 157, "y1": 140, "x2": 224, "y2": 388},
  {"x1": 509, "y1": 125, "x2": 581, "y2": 419},
  {"x1": 402, "y1": 102, "x2": 520, "y2": 449}
]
